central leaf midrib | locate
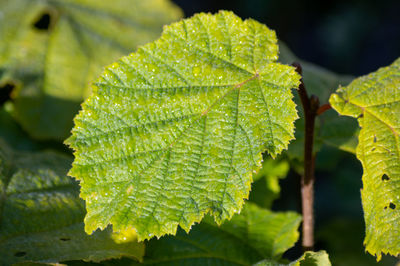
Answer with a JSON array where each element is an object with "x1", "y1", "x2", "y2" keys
[
  {"x1": 94, "y1": 74, "x2": 259, "y2": 227},
  {"x1": 76, "y1": 75, "x2": 259, "y2": 168},
  {"x1": 130, "y1": 73, "x2": 258, "y2": 178}
]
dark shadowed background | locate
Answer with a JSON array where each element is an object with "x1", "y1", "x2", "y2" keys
[{"x1": 173, "y1": 0, "x2": 400, "y2": 76}]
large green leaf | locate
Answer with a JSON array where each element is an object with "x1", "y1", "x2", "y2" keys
[
  {"x1": 329, "y1": 58, "x2": 400, "y2": 260},
  {"x1": 279, "y1": 42, "x2": 359, "y2": 161},
  {"x1": 66, "y1": 11, "x2": 301, "y2": 240},
  {"x1": 0, "y1": 140, "x2": 144, "y2": 264},
  {"x1": 0, "y1": 0, "x2": 182, "y2": 140}
]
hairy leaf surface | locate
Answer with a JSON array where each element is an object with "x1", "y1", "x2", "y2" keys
[
  {"x1": 0, "y1": 0, "x2": 182, "y2": 140},
  {"x1": 67, "y1": 11, "x2": 301, "y2": 240},
  {"x1": 330, "y1": 58, "x2": 400, "y2": 260},
  {"x1": 0, "y1": 140, "x2": 144, "y2": 264}
]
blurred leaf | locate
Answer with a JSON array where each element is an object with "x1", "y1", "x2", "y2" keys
[
  {"x1": 330, "y1": 58, "x2": 400, "y2": 260},
  {"x1": 253, "y1": 250, "x2": 331, "y2": 266},
  {"x1": 0, "y1": 105, "x2": 39, "y2": 151},
  {"x1": 278, "y1": 42, "x2": 358, "y2": 164},
  {"x1": 66, "y1": 11, "x2": 301, "y2": 240},
  {"x1": 250, "y1": 158, "x2": 290, "y2": 208},
  {"x1": 316, "y1": 110, "x2": 359, "y2": 154},
  {"x1": 0, "y1": 0, "x2": 182, "y2": 140},
  {"x1": 291, "y1": 250, "x2": 331, "y2": 266},
  {"x1": 100, "y1": 203, "x2": 301, "y2": 265},
  {"x1": 212, "y1": 202, "x2": 301, "y2": 259},
  {"x1": 0, "y1": 140, "x2": 144, "y2": 264}
]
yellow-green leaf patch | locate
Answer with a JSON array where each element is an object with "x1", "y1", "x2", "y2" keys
[
  {"x1": 67, "y1": 11, "x2": 301, "y2": 240},
  {"x1": 330, "y1": 58, "x2": 400, "y2": 260}
]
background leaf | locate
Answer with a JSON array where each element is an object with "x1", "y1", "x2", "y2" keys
[
  {"x1": 0, "y1": 0, "x2": 182, "y2": 140},
  {"x1": 253, "y1": 251, "x2": 331, "y2": 266},
  {"x1": 250, "y1": 157, "x2": 290, "y2": 209},
  {"x1": 84, "y1": 203, "x2": 301, "y2": 266},
  {"x1": 290, "y1": 250, "x2": 331, "y2": 266},
  {"x1": 67, "y1": 11, "x2": 301, "y2": 240},
  {"x1": 0, "y1": 140, "x2": 144, "y2": 264},
  {"x1": 329, "y1": 58, "x2": 400, "y2": 260}
]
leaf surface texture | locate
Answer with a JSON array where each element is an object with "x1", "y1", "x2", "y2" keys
[{"x1": 67, "y1": 11, "x2": 301, "y2": 240}]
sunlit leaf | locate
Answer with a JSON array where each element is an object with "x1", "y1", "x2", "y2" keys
[
  {"x1": 66, "y1": 11, "x2": 301, "y2": 240},
  {"x1": 330, "y1": 58, "x2": 400, "y2": 260}
]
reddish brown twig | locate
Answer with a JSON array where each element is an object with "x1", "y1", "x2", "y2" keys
[
  {"x1": 317, "y1": 103, "x2": 332, "y2": 116},
  {"x1": 292, "y1": 62, "x2": 320, "y2": 251}
]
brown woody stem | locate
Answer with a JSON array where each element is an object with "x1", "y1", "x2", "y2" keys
[{"x1": 292, "y1": 62, "x2": 320, "y2": 251}]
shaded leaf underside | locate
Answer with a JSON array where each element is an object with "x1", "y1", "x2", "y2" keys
[
  {"x1": 330, "y1": 58, "x2": 400, "y2": 260},
  {"x1": 67, "y1": 11, "x2": 300, "y2": 240}
]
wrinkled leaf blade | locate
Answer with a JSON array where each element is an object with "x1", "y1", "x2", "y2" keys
[
  {"x1": 67, "y1": 11, "x2": 301, "y2": 240},
  {"x1": 329, "y1": 58, "x2": 400, "y2": 260}
]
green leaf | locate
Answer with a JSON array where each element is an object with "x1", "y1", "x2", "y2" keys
[
  {"x1": 0, "y1": 0, "x2": 182, "y2": 140},
  {"x1": 66, "y1": 10, "x2": 301, "y2": 240},
  {"x1": 0, "y1": 140, "x2": 144, "y2": 264},
  {"x1": 329, "y1": 58, "x2": 400, "y2": 260},
  {"x1": 253, "y1": 251, "x2": 331, "y2": 266},
  {"x1": 250, "y1": 158, "x2": 290, "y2": 208},
  {"x1": 0, "y1": 105, "x2": 40, "y2": 151},
  {"x1": 107, "y1": 203, "x2": 300, "y2": 265},
  {"x1": 279, "y1": 42, "x2": 359, "y2": 161},
  {"x1": 291, "y1": 251, "x2": 331, "y2": 266},
  {"x1": 213, "y1": 202, "x2": 301, "y2": 259}
]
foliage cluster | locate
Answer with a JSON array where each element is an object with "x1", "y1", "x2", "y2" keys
[{"x1": 0, "y1": 0, "x2": 399, "y2": 265}]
